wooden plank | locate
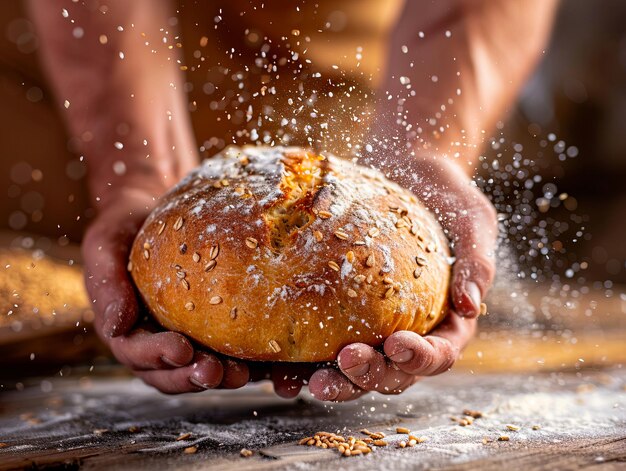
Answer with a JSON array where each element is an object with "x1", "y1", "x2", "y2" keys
[
  {"x1": 0, "y1": 369, "x2": 623, "y2": 470},
  {"x1": 439, "y1": 437, "x2": 626, "y2": 471}
]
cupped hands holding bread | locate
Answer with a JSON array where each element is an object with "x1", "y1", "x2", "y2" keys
[
  {"x1": 127, "y1": 146, "x2": 496, "y2": 400},
  {"x1": 29, "y1": 0, "x2": 541, "y2": 401}
]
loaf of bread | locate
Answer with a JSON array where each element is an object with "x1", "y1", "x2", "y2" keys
[{"x1": 129, "y1": 146, "x2": 450, "y2": 362}]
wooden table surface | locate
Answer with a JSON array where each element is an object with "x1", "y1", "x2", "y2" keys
[{"x1": 0, "y1": 368, "x2": 624, "y2": 470}]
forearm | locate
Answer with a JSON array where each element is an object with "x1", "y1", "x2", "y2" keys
[
  {"x1": 378, "y1": 0, "x2": 558, "y2": 178},
  {"x1": 28, "y1": 0, "x2": 197, "y2": 204}
]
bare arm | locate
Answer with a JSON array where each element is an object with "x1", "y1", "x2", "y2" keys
[
  {"x1": 29, "y1": 0, "x2": 198, "y2": 203},
  {"x1": 379, "y1": 0, "x2": 559, "y2": 173}
]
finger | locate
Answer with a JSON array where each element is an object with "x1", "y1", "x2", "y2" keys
[
  {"x1": 385, "y1": 314, "x2": 476, "y2": 377},
  {"x1": 385, "y1": 375, "x2": 420, "y2": 395},
  {"x1": 446, "y1": 189, "x2": 497, "y2": 318},
  {"x1": 109, "y1": 329, "x2": 194, "y2": 370},
  {"x1": 271, "y1": 364, "x2": 317, "y2": 399},
  {"x1": 337, "y1": 343, "x2": 413, "y2": 394},
  {"x1": 135, "y1": 352, "x2": 224, "y2": 394},
  {"x1": 308, "y1": 368, "x2": 365, "y2": 402},
  {"x1": 82, "y1": 217, "x2": 143, "y2": 338},
  {"x1": 220, "y1": 358, "x2": 250, "y2": 389},
  {"x1": 383, "y1": 331, "x2": 436, "y2": 375},
  {"x1": 429, "y1": 310, "x2": 477, "y2": 352}
]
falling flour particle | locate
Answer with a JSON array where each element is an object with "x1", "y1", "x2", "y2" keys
[{"x1": 112, "y1": 161, "x2": 126, "y2": 176}]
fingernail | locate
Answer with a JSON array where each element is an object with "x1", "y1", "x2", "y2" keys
[
  {"x1": 162, "y1": 356, "x2": 186, "y2": 368},
  {"x1": 389, "y1": 350, "x2": 414, "y2": 363},
  {"x1": 343, "y1": 362, "x2": 370, "y2": 377},
  {"x1": 189, "y1": 376, "x2": 212, "y2": 390},
  {"x1": 317, "y1": 384, "x2": 340, "y2": 401},
  {"x1": 103, "y1": 302, "x2": 120, "y2": 337},
  {"x1": 464, "y1": 281, "x2": 481, "y2": 314}
]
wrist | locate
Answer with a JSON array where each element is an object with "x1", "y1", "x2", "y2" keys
[{"x1": 87, "y1": 150, "x2": 193, "y2": 210}]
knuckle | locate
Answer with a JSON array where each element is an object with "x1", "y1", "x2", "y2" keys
[{"x1": 428, "y1": 338, "x2": 458, "y2": 375}]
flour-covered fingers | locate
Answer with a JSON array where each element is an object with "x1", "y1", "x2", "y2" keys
[
  {"x1": 135, "y1": 352, "x2": 224, "y2": 394},
  {"x1": 271, "y1": 363, "x2": 316, "y2": 399},
  {"x1": 384, "y1": 314, "x2": 476, "y2": 377},
  {"x1": 308, "y1": 368, "x2": 365, "y2": 402},
  {"x1": 338, "y1": 343, "x2": 415, "y2": 394},
  {"x1": 219, "y1": 358, "x2": 250, "y2": 389},
  {"x1": 109, "y1": 329, "x2": 194, "y2": 370}
]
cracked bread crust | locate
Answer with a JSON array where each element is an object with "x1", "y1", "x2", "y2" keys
[{"x1": 129, "y1": 146, "x2": 450, "y2": 362}]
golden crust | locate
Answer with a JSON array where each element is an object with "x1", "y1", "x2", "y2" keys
[{"x1": 129, "y1": 146, "x2": 450, "y2": 362}]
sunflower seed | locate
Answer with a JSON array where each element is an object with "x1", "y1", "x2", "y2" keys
[
  {"x1": 173, "y1": 216, "x2": 184, "y2": 231},
  {"x1": 328, "y1": 261, "x2": 340, "y2": 271},
  {"x1": 334, "y1": 230, "x2": 349, "y2": 240},
  {"x1": 395, "y1": 219, "x2": 408, "y2": 229},
  {"x1": 209, "y1": 296, "x2": 222, "y2": 305},
  {"x1": 368, "y1": 227, "x2": 380, "y2": 238},
  {"x1": 245, "y1": 237, "x2": 258, "y2": 249}
]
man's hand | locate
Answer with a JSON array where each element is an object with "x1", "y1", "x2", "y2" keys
[
  {"x1": 303, "y1": 0, "x2": 558, "y2": 401},
  {"x1": 82, "y1": 187, "x2": 251, "y2": 393},
  {"x1": 308, "y1": 156, "x2": 497, "y2": 401}
]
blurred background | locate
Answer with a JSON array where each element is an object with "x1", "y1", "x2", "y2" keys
[{"x1": 0, "y1": 0, "x2": 624, "y2": 380}]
